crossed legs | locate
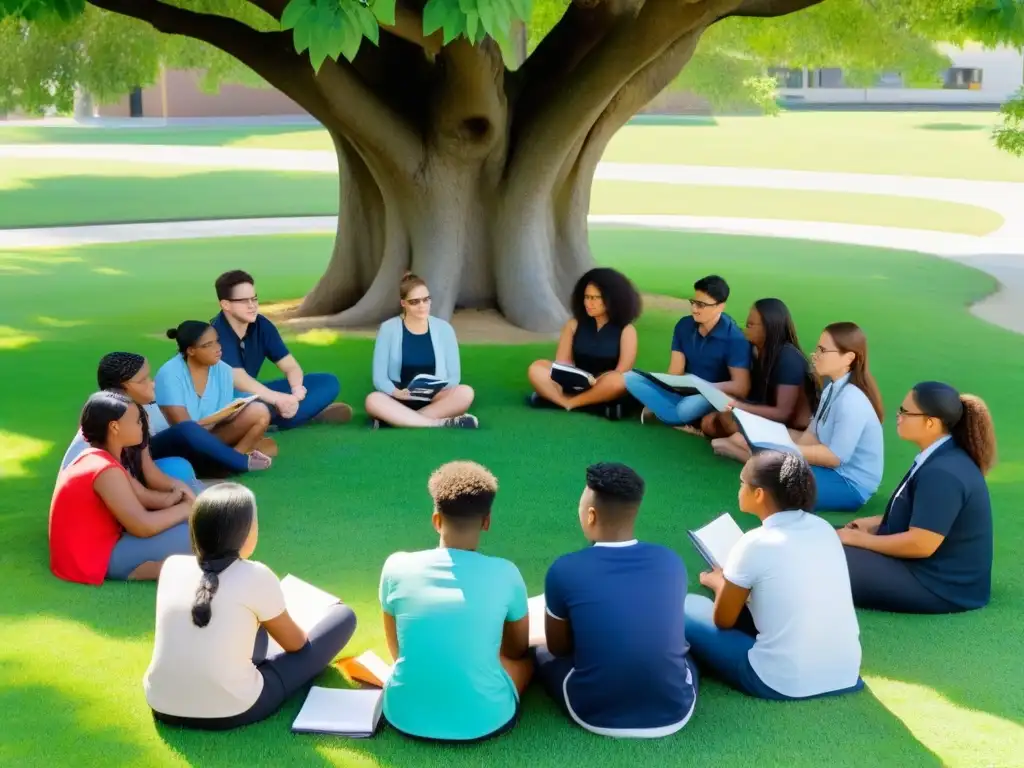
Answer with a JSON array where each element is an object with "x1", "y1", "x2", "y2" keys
[
  {"x1": 527, "y1": 361, "x2": 628, "y2": 410},
  {"x1": 365, "y1": 385, "x2": 475, "y2": 427},
  {"x1": 211, "y1": 401, "x2": 273, "y2": 455}
]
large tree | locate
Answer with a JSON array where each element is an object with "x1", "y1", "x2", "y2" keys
[{"x1": 2, "y1": 0, "x2": 1022, "y2": 331}]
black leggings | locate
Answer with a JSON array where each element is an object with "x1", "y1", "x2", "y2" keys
[
  {"x1": 843, "y1": 546, "x2": 964, "y2": 614},
  {"x1": 153, "y1": 603, "x2": 357, "y2": 730}
]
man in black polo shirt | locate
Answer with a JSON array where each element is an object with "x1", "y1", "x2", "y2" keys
[{"x1": 211, "y1": 270, "x2": 352, "y2": 429}]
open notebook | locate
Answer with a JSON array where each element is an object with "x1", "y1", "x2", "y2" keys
[
  {"x1": 632, "y1": 371, "x2": 731, "y2": 412},
  {"x1": 292, "y1": 686, "x2": 384, "y2": 737},
  {"x1": 264, "y1": 575, "x2": 341, "y2": 657},
  {"x1": 732, "y1": 410, "x2": 800, "y2": 454},
  {"x1": 688, "y1": 512, "x2": 745, "y2": 569},
  {"x1": 197, "y1": 395, "x2": 259, "y2": 428},
  {"x1": 406, "y1": 375, "x2": 448, "y2": 402},
  {"x1": 550, "y1": 363, "x2": 596, "y2": 393}
]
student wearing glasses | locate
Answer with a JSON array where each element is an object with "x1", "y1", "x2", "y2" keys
[
  {"x1": 619, "y1": 275, "x2": 751, "y2": 432},
  {"x1": 792, "y1": 322, "x2": 884, "y2": 512},
  {"x1": 365, "y1": 273, "x2": 478, "y2": 429},
  {"x1": 154, "y1": 321, "x2": 275, "y2": 474},
  {"x1": 210, "y1": 270, "x2": 353, "y2": 429},
  {"x1": 839, "y1": 382, "x2": 996, "y2": 614}
]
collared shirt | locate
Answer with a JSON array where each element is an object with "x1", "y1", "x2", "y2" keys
[
  {"x1": 671, "y1": 313, "x2": 751, "y2": 383},
  {"x1": 211, "y1": 312, "x2": 289, "y2": 380},
  {"x1": 894, "y1": 435, "x2": 952, "y2": 500},
  {"x1": 810, "y1": 373, "x2": 884, "y2": 500}
]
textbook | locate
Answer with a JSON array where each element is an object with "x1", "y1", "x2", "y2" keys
[
  {"x1": 732, "y1": 409, "x2": 800, "y2": 454},
  {"x1": 528, "y1": 594, "x2": 547, "y2": 647},
  {"x1": 264, "y1": 575, "x2": 341, "y2": 657},
  {"x1": 631, "y1": 370, "x2": 731, "y2": 412},
  {"x1": 406, "y1": 374, "x2": 447, "y2": 402},
  {"x1": 688, "y1": 512, "x2": 745, "y2": 569},
  {"x1": 291, "y1": 686, "x2": 384, "y2": 738},
  {"x1": 550, "y1": 363, "x2": 596, "y2": 393},
  {"x1": 337, "y1": 651, "x2": 393, "y2": 688},
  {"x1": 197, "y1": 395, "x2": 259, "y2": 428}
]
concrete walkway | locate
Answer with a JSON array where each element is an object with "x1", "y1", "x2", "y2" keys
[{"x1": 1, "y1": 141, "x2": 1022, "y2": 333}]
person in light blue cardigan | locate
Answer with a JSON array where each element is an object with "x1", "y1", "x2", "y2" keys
[{"x1": 365, "y1": 272, "x2": 478, "y2": 429}]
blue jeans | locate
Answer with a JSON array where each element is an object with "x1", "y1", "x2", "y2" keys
[
  {"x1": 684, "y1": 595, "x2": 864, "y2": 701},
  {"x1": 150, "y1": 419, "x2": 250, "y2": 476},
  {"x1": 263, "y1": 373, "x2": 340, "y2": 430},
  {"x1": 622, "y1": 371, "x2": 716, "y2": 426},
  {"x1": 107, "y1": 522, "x2": 191, "y2": 580},
  {"x1": 153, "y1": 457, "x2": 203, "y2": 494},
  {"x1": 812, "y1": 466, "x2": 866, "y2": 513}
]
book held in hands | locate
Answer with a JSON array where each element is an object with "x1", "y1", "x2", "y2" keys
[
  {"x1": 406, "y1": 374, "x2": 447, "y2": 402},
  {"x1": 732, "y1": 410, "x2": 800, "y2": 454},
  {"x1": 291, "y1": 686, "x2": 384, "y2": 738},
  {"x1": 264, "y1": 575, "x2": 342, "y2": 657},
  {"x1": 631, "y1": 370, "x2": 732, "y2": 412},
  {"x1": 688, "y1": 512, "x2": 745, "y2": 569},
  {"x1": 550, "y1": 363, "x2": 596, "y2": 393},
  {"x1": 197, "y1": 395, "x2": 259, "y2": 428}
]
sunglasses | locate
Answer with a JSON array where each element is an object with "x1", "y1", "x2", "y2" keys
[{"x1": 405, "y1": 296, "x2": 431, "y2": 306}]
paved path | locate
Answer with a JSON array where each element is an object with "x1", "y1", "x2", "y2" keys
[{"x1": 1, "y1": 142, "x2": 1022, "y2": 333}]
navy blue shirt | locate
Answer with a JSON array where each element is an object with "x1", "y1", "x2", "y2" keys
[
  {"x1": 878, "y1": 440, "x2": 993, "y2": 609},
  {"x1": 211, "y1": 312, "x2": 289, "y2": 380},
  {"x1": 544, "y1": 541, "x2": 695, "y2": 731},
  {"x1": 671, "y1": 314, "x2": 751, "y2": 383},
  {"x1": 751, "y1": 342, "x2": 811, "y2": 405},
  {"x1": 572, "y1": 316, "x2": 623, "y2": 375},
  {"x1": 398, "y1": 325, "x2": 436, "y2": 388}
]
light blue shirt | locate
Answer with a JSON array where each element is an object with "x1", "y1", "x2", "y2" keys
[
  {"x1": 810, "y1": 374, "x2": 884, "y2": 501},
  {"x1": 372, "y1": 316, "x2": 461, "y2": 395},
  {"x1": 154, "y1": 355, "x2": 235, "y2": 421},
  {"x1": 379, "y1": 548, "x2": 528, "y2": 741},
  {"x1": 60, "y1": 403, "x2": 167, "y2": 470}
]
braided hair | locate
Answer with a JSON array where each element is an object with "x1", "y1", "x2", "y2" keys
[{"x1": 95, "y1": 352, "x2": 150, "y2": 481}]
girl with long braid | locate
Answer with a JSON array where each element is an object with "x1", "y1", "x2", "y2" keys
[
  {"x1": 143, "y1": 484, "x2": 357, "y2": 729},
  {"x1": 61, "y1": 352, "x2": 201, "y2": 497}
]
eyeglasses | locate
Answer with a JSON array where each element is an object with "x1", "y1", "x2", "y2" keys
[
  {"x1": 897, "y1": 406, "x2": 928, "y2": 418},
  {"x1": 689, "y1": 299, "x2": 721, "y2": 309},
  {"x1": 405, "y1": 296, "x2": 431, "y2": 306},
  {"x1": 228, "y1": 296, "x2": 259, "y2": 305},
  {"x1": 812, "y1": 345, "x2": 841, "y2": 355},
  {"x1": 584, "y1": 294, "x2": 603, "y2": 302},
  {"x1": 195, "y1": 340, "x2": 221, "y2": 349}
]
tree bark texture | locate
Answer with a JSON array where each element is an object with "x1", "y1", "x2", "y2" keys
[{"x1": 87, "y1": 0, "x2": 826, "y2": 333}]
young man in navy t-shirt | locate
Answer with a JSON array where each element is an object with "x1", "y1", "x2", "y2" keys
[
  {"x1": 535, "y1": 462, "x2": 698, "y2": 738},
  {"x1": 210, "y1": 270, "x2": 352, "y2": 430}
]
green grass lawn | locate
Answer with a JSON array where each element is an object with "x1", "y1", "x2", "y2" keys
[
  {"x1": 0, "y1": 159, "x2": 1004, "y2": 234},
  {"x1": 1, "y1": 229, "x2": 1022, "y2": 768},
  {"x1": 3, "y1": 110, "x2": 1023, "y2": 181}
]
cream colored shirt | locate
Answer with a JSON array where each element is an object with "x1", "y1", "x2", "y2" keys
[{"x1": 143, "y1": 555, "x2": 287, "y2": 718}]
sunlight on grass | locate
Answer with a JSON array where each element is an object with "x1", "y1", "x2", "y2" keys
[
  {"x1": 0, "y1": 252, "x2": 83, "y2": 274},
  {"x1": 93, "y1": 267, "x2": 127, "y2": 276},
  {"x1": 0, "y1": 326, "x2": 41, "y2": 351},
  {"x1": 317, "y1": 745, "x2": 390, "y2": 767},
  {"x1": 293, "y1": 328, "x2": 342, "y2": 347},
  {"x1": 35, "y1": 316, "x2": 88, "y2": 328},
  {"x1": 870, "y1": 677, "x2": 1024, "y2": 767},
  {"x1": 0, "y1": 430, "x2": 52, "y2": 479}
]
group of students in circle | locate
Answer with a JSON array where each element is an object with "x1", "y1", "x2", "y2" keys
[{"x1": 47, "y1": 264, "x2": 998, "y2": 741}]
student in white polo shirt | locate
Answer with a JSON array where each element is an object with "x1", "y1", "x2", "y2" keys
[{"x1": 684, "y1": 451, "x2": 864, "y2": 700}]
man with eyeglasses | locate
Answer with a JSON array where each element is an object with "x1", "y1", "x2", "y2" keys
[
  {"x1": 622, "y1": 274, "x2": 751, "y2": 431},
  {"x1": 210, "y1": 270, "x2": 352, "y2": 429}
]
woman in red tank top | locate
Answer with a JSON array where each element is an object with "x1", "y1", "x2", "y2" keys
[{"x1": 50, "y1": 391, "x2": 194, "y2": 585}]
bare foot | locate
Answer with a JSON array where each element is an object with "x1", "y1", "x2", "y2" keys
[
  {"x1": 255, "y1": 437, "x2": 278, "y2": 458},
  {"x1": 312, "y1": 402, "x2": 354, "y2": 424},
  {"x1": 247, "y1": 450, "x2": 272, "y2": 471},
  {"x1": 673, "y1": 425, "x2": 705, "y2": 437}
]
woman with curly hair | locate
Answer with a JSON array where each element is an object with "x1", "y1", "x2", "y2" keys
[
  {"x1": 839, "y1": 381, "x2": 997, "y2": 614},
  {"x1": 527, "y1": 267, "x2": 642, "y2": 419}
]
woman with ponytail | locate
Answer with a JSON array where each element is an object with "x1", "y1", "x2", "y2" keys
[
  {"x1": 791, "y1": 322, "x2": 885, "y2": 512},
  {"x1": 60, "y1": 352, "x2": 201, "y2": 497},
  {"x1": 144, "y1": 484, "x2": 357, "y2": 729},
  {"x1": 839, "y1": 382, "x2": 997, "y2": 613},
  {"x1": 154, "y1": 321, "x2": 274, "y2": 475}
]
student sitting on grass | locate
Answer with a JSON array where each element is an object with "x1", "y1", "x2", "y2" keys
[
  {"x1": 703, "y1": 298, "x2": 817, "y2": 457},
  {"x1": 211, "y1": 269, "x2": 353, "y2": 428},
  {"x1": 50, "y1": 391, "x2": 194, "y2": 586},
  {"x1": 618, "y1": 274, "x2": 751, "y2": 433},
  {"x1": 144, "y1": 483, "x2": 357, "y2": 730},
  {"x1": 839, "y1": 382, "x2": 996, "y2": 614},
  {"x1": 527, "y1": 267, "x2": 642, "y2": 420},
  {"x1": 684, "y1": 451, "x2": 864, "y2": 701},
  {"x1": 155, "y1": 321, "x2": 274, "y2": 475},
  {"x1": 791, "y1": 321, "x2": 884, "y2": 512},
  {"x1": 365, "y1": 273, "x2": 477, "y2": 429},
  {"x1": 534, "y1": 462, "x2": 699, "y2": 739},
  {"x1": 378, "y1": 461, "x2": 533, "y2": 743},
  {"x1": 61, "y1": 352, "x2": 201, "y2": 496}
]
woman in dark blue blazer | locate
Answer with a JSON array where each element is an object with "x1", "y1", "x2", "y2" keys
[{"x1": 838, "y1": 381, "x2": 997, "y2": 614}]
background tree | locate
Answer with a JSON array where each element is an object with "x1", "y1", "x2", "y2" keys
[{"x1": 2, "y1": 0, "x2": 1022, "y2": 331}]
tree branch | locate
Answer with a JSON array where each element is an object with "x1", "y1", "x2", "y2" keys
[
  {"x1": 723, "y1": 0, "x2": 825, "y2": 17},
  {"x1": 245, "y1": 0, "x2": 289, "y2": 20},
  {"x1": 382, "y1": 2, "x2": 443, "y2": 57}
]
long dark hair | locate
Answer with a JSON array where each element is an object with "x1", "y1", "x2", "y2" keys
[
  {"x1": 189, "y1": 483, "x2": 256, "y2": 628},
  {"x1": 96, "y1": 352, "x2": 150, "y2": 480},
  {"x1": 825, "y1": 321, "x2": 885, "y2": 423},
  {"x1": 80, "y1": 391, "x2": 133, "y2": 449},
  {"x1": 750, "y1": 298, "x2": 818, "y2": 410},
  {"x1": 912, "y1": 381, "x2": 997, "y2": 474},
  {"x1": 745, "y1": 450, "x2": 817, "y2": 513},
  {"x1": 167, "y1": 321, "x2": 212, "y2": 358},
  {"x1": 570, "y1": 267, "x2": 642, "y2": 328}
]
